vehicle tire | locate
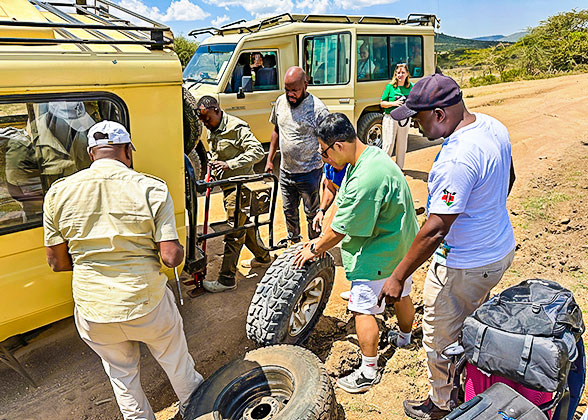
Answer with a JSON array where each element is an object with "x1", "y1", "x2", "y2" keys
[
  {"x1": 183, "y1": 88, "x2": 205, "y2": 179},
  {"x1": 357, "y1": 112, "x2": 383, "y2": 148},
  {"x1": 246, "y1": 244, "x2": 335, "y2": 346},
  {"x1": 184, "y1": 345, "x2": 337, "y2": 420},
  {"x1": 187, "y1": 145, "x2": 204, "y2": 180}
]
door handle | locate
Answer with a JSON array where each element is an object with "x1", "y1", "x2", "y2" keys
[{"x1": 339, "y1": 98, "x2": 350, "y2": 104}]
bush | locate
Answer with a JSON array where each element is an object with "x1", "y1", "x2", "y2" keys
[
  {"x1": 500, "y1": 68, "x2": 527, "y2": 82},
  {"x1": 469, "y1": 74, "x2": 499, "y2": 87},
  {"x1": 174, "y1": 36, "x2": 198, "y2": 69}
]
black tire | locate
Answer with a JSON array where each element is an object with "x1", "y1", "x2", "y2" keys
[
  {"x1": 357, "y1": 112, "x2": 383, "y2": 148},
  {"x1": 184, "y1": 345, "x2": 337, "y2": 420},
  {"x1": 187, "y1": 145, "x2": 204, "y2": 181},
  {"x1": 246, "y1": 244, "x2": 335, "y2": 346},
  {"x1": 183, "y1": 88, "x2": 206, "y2": 179}
]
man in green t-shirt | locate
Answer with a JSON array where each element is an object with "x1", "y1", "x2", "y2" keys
[{"x1": 294, "y1": 113, "x2": 419, "y2": 393}]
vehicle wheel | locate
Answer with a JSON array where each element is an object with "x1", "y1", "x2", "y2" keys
[
  {"x1": 357, "y1": 112, "x2": 383, "y2": 148},
  {"x1": 183, "y1": 87, "x2": 201, "y2": 155},
  {"x1": 246, "y1": 244, "x2": 335, "y2": 346},
  {"x1": 184, "y1": 345, "x2": 337, "y2": 420},
  {"x1": 187, "y1": 146, "x2": 203, "y2": 180}
]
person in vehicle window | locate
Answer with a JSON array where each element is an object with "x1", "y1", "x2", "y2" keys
[
  {"x1": 43, "y1": 121, "x2": 203, "y2": 420},
  {"x1": 265, "y1": 66, "x2": 329, "y2": 244},
  {"x1": 357, "y1": 43, "x2": 375, "y2": 81},
  {"x1": 294, "y1": 113, "x2": 419, "y2": 394},
  {"x1": 380, "y1": 63, "x2": 414, "y2": 169},
  {"x1": 196, "y1": 96, "x2": 272, "y2": 293}
]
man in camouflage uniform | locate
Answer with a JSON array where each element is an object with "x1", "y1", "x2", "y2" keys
[{"x1": 196, "y1": 95, "x2": 272, "y2": 293}]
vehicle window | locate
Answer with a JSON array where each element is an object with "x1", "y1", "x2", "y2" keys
[
  {"x1": 304, "y1": 33, "x2": 351, "y2": 86},
  {"x1": 0, "y1": 98, "x2": 125, "y2": 235},
  {"x1": 183, "y1": 43, "x2": 236, "y2": 85},
  {"x1": 357, "y1": 36, "x2": 388, "y2": 81},
  {"x1": 225, "y1": 51, "x2": 279, "y2": 93},
  {"x1": 389, "y1": 36, "x2": 424, "y2": 78}
]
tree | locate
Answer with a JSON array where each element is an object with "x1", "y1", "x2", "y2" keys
[{"x1": 174, "y1": 36, "x2": 199, "y2": 69}]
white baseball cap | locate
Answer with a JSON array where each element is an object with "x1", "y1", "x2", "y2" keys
[{"x1": 87, "y1": 120, "x2": 136, "y2": 151}]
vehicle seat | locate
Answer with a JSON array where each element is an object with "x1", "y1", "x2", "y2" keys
[{"x1": 255, "y1": 55, "x2": 277, "y2": 89}]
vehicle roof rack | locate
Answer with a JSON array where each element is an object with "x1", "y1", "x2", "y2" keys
[
  {"x1": 189, "y1": 13, "x2": 436, "y2": 37},
  {"x1": 0, "y1": 0, "x2": 173, "y2": 50}
]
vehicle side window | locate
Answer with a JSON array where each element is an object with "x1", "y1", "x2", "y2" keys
[
  {"x1": 225, "y1": 51, "x2": 280, "y2": 93},
  {"x1": 304, "y1": 33, "x2": 351, "y2": 86},
  {"x1": 357, "y1": 35, "x2": 424, "y2": 81},
  {"x1": 0, "y1": 98, "x2": 125, "y2": 235}
]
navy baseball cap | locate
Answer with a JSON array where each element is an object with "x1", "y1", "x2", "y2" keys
[{"x1": 390, "y1": 74, "x2": 463, "y2": 121}]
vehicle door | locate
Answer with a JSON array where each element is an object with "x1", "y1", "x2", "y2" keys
[{"x1": 299, "y1": 29, "x2": 355, "y2": 124}]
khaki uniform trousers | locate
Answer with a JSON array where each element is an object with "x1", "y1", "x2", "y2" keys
[
  {"x1": 219, "y1": 187, "x2": 270, "y2": 286},
  {"x1": 75, "y1": 287, "x2": 202, "y2": 420},
  {"x1": 381, "y1": 114, "x2": 410, "y2": 169},
  {"x1": 422, "y1": 249, "x2": 515, "y2": 410}
]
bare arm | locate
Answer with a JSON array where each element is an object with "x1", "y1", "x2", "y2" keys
[
  {"x1": 265, "y1": 125, "x2": 279, "y2": 173},
  {"x1": 45, "y1": 243, "x2": 73, "y2": 272},
  {"x1": 158, "y1": 239, "x2": 184, "y2": 268},
  {"x1": 379, "y1": 213, "x2": 458, "y2": 304},
  {"x1": 380, "y1": 100, "x2": 403, "y2": 108}
]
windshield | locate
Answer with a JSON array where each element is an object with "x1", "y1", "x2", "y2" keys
[{"x1": 183, "y1": 43, "x2": 236, "y2": 85}]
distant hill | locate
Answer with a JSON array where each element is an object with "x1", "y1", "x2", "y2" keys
[
  {"x1": 473, "y1": 31, "x2": 527, "y2": 42},
  {"x1": 472, "y1": 35, "x2": 504, "y2": 41},
  {"x1": 435, "y1": 33, "x2": 504, "y2": 52}
]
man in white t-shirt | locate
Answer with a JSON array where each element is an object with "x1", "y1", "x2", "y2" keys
[{"x1": 379, "y1": 74, "x2": 516, "y2": 419}]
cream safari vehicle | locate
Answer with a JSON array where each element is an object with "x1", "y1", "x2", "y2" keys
[{"x1": 184, "y1": 13, "x2": 438, "y2": 170}]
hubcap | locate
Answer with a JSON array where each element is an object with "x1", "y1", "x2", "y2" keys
[
  {"x1": 288, "y1": 276, "x2": 325, "y2": 336},
  {"x1": 366, "y1": 123, "x2": 383, "y2": 148}
]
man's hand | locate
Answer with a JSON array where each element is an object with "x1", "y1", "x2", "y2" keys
[
  {"x1": 378, "y1": 274, "x2": 405, "y2": 306},
  {"x1": 264, "y1": 160, "x2": 274, "y2": 173},
  {"x1": 211, "y1": 160, "x2": 229, "y2": 173},
  {"x1": 312, "y1": 210, "x2": 324, "y2": 232},
  {"x1": 293, "y1": 242, "x2": 318, "y2": 269}
]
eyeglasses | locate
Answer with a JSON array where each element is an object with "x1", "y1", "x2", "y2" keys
[
  {"x1": 318, "y1": 142, "x2": 335, "y2": 158},
  {"x1": 396, "y1": 63, "x2": 408, "y2": 67}
]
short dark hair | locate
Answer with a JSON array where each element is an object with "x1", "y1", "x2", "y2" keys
[
  {"x1": 196, "y1": 95, "x2": 219, "y2": 110},
  {"x1": 316, "y1": 113, "x2": 356, "y2": 146}
]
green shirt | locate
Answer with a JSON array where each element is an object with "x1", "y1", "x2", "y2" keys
[
  {"x1": 208, "y1": 112, "x2": 265, "y2": 179},
  {"x1": 331, "y1": 146, "x2": 419, "y2": 281},
  {"x1": 381, "y1": 82, "x2": 413, "y2": 114}
]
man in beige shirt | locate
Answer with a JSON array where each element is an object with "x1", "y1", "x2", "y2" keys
[{"x1": 43, "y1": 121, "x2": 202, "y2": 420}]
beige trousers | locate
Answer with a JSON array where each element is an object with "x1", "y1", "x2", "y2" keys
[
  {"x1": 381, "y1": 114, "x2": 410, "y2": 169},
  {"x1": 422, "y1": 249, "x2": 515, "y2": 410},
  {"x1": 75, "y1": 287, "x2": 203, "y2": 420}
]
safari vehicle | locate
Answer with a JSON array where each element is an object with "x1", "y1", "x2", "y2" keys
[{"x1": 184, "y1": 12, "x2": 438, "y2": 170}]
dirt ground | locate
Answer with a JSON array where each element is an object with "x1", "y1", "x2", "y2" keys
[{"x1": 1, "y1": 73, "x2": 588, "y2": 420}]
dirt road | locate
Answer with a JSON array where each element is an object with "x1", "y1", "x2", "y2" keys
[{"x1": 1, "y1": 73, "x2": 587, "y2": 420}]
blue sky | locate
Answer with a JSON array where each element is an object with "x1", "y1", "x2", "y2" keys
[{"x1": 118, "y1": 0, "x2": 588, "y2": 39}]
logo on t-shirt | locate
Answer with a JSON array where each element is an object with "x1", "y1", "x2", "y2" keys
[{"x1": 441, "y1": 189, "x2": 456, "y2": 206}]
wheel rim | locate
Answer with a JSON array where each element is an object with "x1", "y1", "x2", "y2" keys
[
  {"x1": 288, "y1": 275, "x2": 325, "y2": 337},
  {"x1": 214, "y1": 366, "x2": 294, "y2": 420},
  {"x1": 366, "y1": 122, "x2": 383, "y2": 148}
]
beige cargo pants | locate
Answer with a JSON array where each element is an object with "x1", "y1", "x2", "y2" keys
[{"x1": 422, "y1": 249, "x2": 515, "y2": 410}]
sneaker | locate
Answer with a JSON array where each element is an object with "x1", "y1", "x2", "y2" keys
[
  {"x1": 340, "y1": 290, "x2": 351, "y2": 300},
  {"x1": 241, "y1": 255, "x2": 274, "y2": 268},
  {"x1": 387, "y1": 330, "x2": 411, "y2": 348},
  {"x1": 202, "y1": 280, "x2": 236, "y2": 293},
  {"x1": 336, "y1": 369, "x2": 382, "y2": 394},
  {"x1": 403, "y1": 397, "x2": 451, "y2": 420}
]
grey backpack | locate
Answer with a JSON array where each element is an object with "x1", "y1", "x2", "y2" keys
[{"x1": 462, "y1": 279, "x2": 584, "y2": 394}]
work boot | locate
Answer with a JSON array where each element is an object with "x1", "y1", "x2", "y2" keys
[
  {"x1": 241, "y1": 255, "x2": 274, "y2": 268},
  {"x1": 403, "y1": 397, "x2": 451, "y2": 420},
  {"x1": 203, "y1": 279, "x2": 236, "y2": 293},
  {"x1": 336, "y1": 368, "x2": 381, "y2": 394}
]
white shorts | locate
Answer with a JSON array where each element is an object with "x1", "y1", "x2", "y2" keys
[{"x1": 348, "y1": 276, "x2": 412, "y2": 315}]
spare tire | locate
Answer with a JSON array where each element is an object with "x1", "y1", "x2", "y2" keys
[
  {"x1": 246, "y1": 244, "x2": 335, "y2": 346},
  {"x1": 357, "y1": 112, "x2": 383, "y2": 148},
  {"x1": 184, "y1": 345, "x2": 337, "y2": 420}
]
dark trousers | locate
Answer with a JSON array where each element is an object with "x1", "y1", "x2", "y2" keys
[
  {"x1": 279, "y1": 167, "x2": 322, "y2": 243},
  {"x1": 219, "y1": 188, "x2": 270, "y2": 286}
]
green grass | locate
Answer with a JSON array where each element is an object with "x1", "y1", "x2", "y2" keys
[{"x1": 521, "y1": 192, "x2": 570, "y2": 221}]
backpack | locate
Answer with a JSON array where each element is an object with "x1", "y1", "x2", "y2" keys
[{"x1": 462, "y1": 279, "x2": 585, "y2": 394}]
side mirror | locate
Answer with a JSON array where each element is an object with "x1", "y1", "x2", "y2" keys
[{"x1": 237, "y1": 87, "x2": 245, "y2": 99}]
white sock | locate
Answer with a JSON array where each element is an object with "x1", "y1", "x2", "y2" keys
[
  {"x1": 360, "y1": 354, "x2": 378, "y2": 379},
  {"x1": 396, "y1": 330, "x2": 412, "y2": 347}
]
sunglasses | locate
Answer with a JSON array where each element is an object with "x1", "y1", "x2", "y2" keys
[
  {"x1": 196, "y1": 106, "x2": 218, "y2": 118},
  {"x1": 318, "y1": 142, "x2": 336, "y2": 158}
]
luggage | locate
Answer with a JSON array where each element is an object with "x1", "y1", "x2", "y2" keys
[
  {"x1": 444, "y1": 383, "x2": 548, "y2": 420},
  {"x1": 462, "y1": 279, "x2": 584, "y2": 396}
]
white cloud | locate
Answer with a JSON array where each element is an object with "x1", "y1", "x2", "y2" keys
[
  {"x1": 333, "y1": 0, "x2": 398, "y2": 10},
  {"x1": 211, "y1": 14, "x2": 230, "y2": 27},
  {"x1": 203, "y1": 0, "x2": 294, "y2": 19},
  {"x1": 117, "y1": 0, "x2": 209, "y2": 22},
  {"x1": 296, "y1": 0, "x2": 329, "y2": 14}
]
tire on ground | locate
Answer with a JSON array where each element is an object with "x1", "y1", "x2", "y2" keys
[
  {"x1": 246, "y1": 244, "x2": 335, "y2": 346},
  {"x1": 357, "y1": 112, "x2": 383, "y2": 148},
  {"x1": 184, "y1": 345, "x2": 337, "y2": 420}
]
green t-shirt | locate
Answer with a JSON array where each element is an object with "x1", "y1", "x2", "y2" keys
[
  {"x1": 331, "y1": 146, "x2": 419, "y2": 281},
  {"x1": 381, "y1": 82, "x2": 413, "y2": 114}
]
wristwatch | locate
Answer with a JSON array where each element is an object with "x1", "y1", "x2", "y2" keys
[
  {"x1": 317, "y1": 208, "x2": 325, "y2": 213},
  {"x1": 310, "y1": 242, "x2": 319, "y2": 255}
]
